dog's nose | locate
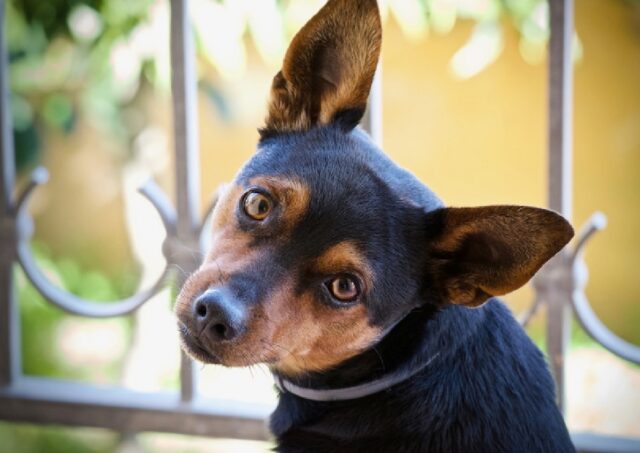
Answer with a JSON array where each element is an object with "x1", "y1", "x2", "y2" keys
[{"x1": 193, "y1": 289, "x2": 246, "y2": 342}]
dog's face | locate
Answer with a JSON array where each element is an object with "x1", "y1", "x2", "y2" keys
[
  {"x1": 175, "y1": 0, "x2": 573, "y2": 377},
  {"x1": 176, "y1": 128, "x2": 439, "y2": 375}
]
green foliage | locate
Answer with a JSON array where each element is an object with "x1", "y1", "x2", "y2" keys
[
  {"x1": 11, "y1": 0, "x2": 104, "y2": 39},
  {"x1": 1, "y1": 243, "x2": 137, "y2": 450},
  {"x1": 5, "y1": 0, "x2": 575, "y2": 174},
  {"x1": 7, "y1": 0, "x2": 158, "y2": 171},
  {"x1": 0, "y1": 423, "x2": 118, "y2": 453},
  {"x1": 18, "y1": 242, "x2": 134, "y2": 381}
]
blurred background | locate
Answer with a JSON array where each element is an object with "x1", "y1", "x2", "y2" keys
[{"x1": 1, "y1": 0, "x2": 639, "y2": 451}]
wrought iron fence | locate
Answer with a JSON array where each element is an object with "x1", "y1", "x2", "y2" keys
[{"x1": 0, "y1": 0, "x2": 639, "y2": 451}]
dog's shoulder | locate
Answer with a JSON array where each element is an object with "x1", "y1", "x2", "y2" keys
[{"x1": 421, "y1": 299, "x2": 576, "y2": 452}]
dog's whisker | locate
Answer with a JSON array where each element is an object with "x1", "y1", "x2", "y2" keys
[{"x1": 171, "y1": 264, "x2": 191, "y2": 278}]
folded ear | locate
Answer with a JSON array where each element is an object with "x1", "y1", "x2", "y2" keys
[
  {"x1": 263, "y1": 0, "x2": 381, "y2": 135},
  {"x1": 424, "y1": 206, "x2": 574, "y2": 307}
]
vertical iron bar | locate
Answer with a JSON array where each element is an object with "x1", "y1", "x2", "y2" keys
[
  {"x1": 0, "y1": 0, "x2": 13, "y2": 213},
  {"x1": 548, "y1": 0, "x2": 573, "y2": 217},
  {"x1": 546, "y1": 0, "x2": 574, "y2": 413},
  {"x1": 0, "y1": 0, "x2": 20, "y2": 387},
  {"x1": 170, "y1": 0, "x2": 200, "y2": 403},
  {"x1": 361, "y1": 65, "x2": 383, "y2": 147}
]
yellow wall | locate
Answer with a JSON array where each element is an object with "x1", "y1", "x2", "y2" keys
[{"x1": 379, "y1": 0, "x2": 640, "y2": 343}]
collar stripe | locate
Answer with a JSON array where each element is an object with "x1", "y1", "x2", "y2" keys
[{"x1": 273, "y1": 353, "x2": 439, "y2": 402}]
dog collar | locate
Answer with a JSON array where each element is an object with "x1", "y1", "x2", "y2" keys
[{"x1": 273, "y1": 352, "x2": 439, "y2": 402}]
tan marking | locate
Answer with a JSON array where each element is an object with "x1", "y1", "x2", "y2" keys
[
  {"x1": 262, "y1": 241, "x2": 377, "y2": 375},
  {"x1": 177, "y1": 272, "x2": 381, "y2": 372},
  {"x1": 175, "y1": 183, "x2": 257, "y2": 327},
  {"x1": 272, "y1": 297, "x2": 380, "y2": 375},
  {"x1": 264, "y1": 0, "x2": 381, "y2": 133},
  {"x1": 174, "y1": 176, "x2": 381, "y2": 374},
  {"x1": 259, "y1": 278, "x2": 380, "y2": 376},
  {"x1": 248, "y1": 176, "x2": 311, "y2": 233},
  {"x1": 176, "y1": 234, "x2": 382, "y2": 374},
  {"x1": 175, "y1": 177, "x2": 315, "y2": 367},
  {"x1": 314, "y1": 241, "x2": 373, "y2": 292}
]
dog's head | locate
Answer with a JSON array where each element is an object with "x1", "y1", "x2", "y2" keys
[{"x1": 175, "y1": 0, "x2": 573, "y2": 377}]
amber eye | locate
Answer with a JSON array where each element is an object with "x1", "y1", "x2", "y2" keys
[
  {"x1": 327, "y1": 275, "x2": 360, "y2": 302},
  {"x1": 242, "y1": 190, "x2": 272, "y2": 220}
]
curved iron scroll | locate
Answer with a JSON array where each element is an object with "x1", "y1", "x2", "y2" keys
[
  {"x1": 570, "y1": 214, "x2": 640, "y2": 364},
  {"x1": 12, "y1": 167, "x2": 182, "y2": 318},
  {"x1": 11, "y1": 166, "x2": 223, "y2": 319},
  {"x1": 522, "y1": 212, "x2": 640, "y2": 365},
  {"x1": 19, "y1": 167, "x2": 637, "y2": 361}
]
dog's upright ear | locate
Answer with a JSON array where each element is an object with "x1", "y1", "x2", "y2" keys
[
  {"x1": 263, "y1": 0, "x2": 381, "y2": 135},
  {"x1": 424, "y1": 206, "x2": 574, "y2": 307}
]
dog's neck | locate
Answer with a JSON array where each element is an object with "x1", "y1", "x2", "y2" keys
[{"x1": 272, "y1": 302, "x2": 487, "y2": 398}]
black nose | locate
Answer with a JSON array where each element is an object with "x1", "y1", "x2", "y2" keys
[{"x1": 193, "y1": 289, "x2": 246, "y2": 342}]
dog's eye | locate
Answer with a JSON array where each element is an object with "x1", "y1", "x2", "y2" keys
[
  {"x1": 242, "y1": 190, "x2": 272, "y2": 220},
  {"x1": 327, "y1": 275, "x2": 360, "y2": 302}
]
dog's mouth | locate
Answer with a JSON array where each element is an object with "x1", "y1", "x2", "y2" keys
[
  {"x1": 178, "y1": 320, "x2": 283, "y2": 368},
  {"x1": 178, "y1": 323, "x2": 221, "y2": 364}
]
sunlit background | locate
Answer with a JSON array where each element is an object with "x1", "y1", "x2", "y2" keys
[{"x1": 2, "y1": 0, "x2": 639, "y2": 451}]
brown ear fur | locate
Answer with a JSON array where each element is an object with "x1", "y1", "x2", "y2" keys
[
  {"x1": 263, "y1": 0, "x2": 381, "y2": 134},
  {"x1": 425, "y1": 206, "x2": 574, "y2": 307}
]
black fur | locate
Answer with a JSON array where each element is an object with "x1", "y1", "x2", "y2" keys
[{"x1": 234, "y1": 125, "x2": 575, "y2": 452}]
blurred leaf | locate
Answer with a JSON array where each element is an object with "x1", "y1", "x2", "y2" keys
[
  {"x1": 283, "y1": 0, "x2": 325, "y2": 37},
  {"x1": 108, "y1": 39, "x2": 142, "y2": 101},
  {"x1": 13, "y1": 122, "x2": 40, "y2": 171},
  {"x1": 18, "y1": 243, "x2": 137, "y2": 384},
  {"x1": 520, "y1": 1, "x2": 549, "y2": 43},
  {"x1": 244, "y1": 0, "x2": 285, "y2": 67},
  {"x1": 428, "y1": 0, "x2": 457, "y2": 35},
  {"x1": 9, "y1": 37, "x2": 76, "y2": 94},
  {"x1": 503, "y1": 0, "x2": 541, "y2": 22},
  {"x1": 101, "y1": 0, "x2": 153, "y2": 29},
  {"x1": 76, "y1": 271, "x2": 117, "y2": 302},
  {"x1": 519, "y1": 36, "x2": 546, "y2": 65},
  {"x1": 456, "y1": 0, "x2": 501, "y2": 22},
  {"x1": 574, "y1": 32, "x2": 584, "y2": 63},
  {"x1": 192, "y1": 0, "x2": 247, "y2": 80},
  {"x1": 11, "y1": 0, "x2": 103, "y2": 39},
  {"x1": 80, "y1": 77, "x2": 126, "y2": 137},
  {"x1": 450, "y1": 22, "x2": 503, "y2": 79},
  {"x1": 390, "y1": 0, "x2": 429, "y2": 40},
  {"x1": 56, "y1": 258, "x2": 83, "y2": 293},
  {"x1": 6, "y1": 1, "x2": 33, "y2": 49},
  {"x1": 10, "y1": 94, "x2": 34, "y2": 131},
  {"x1": 0, "y1": 422, "x2": 117, "y2": 453},
  {"x1": 5, "y1": 0, "x2": 601, "y2": 168},
  {"x1": 42, "y1": 94, "x2": 76, "y2": 133},
  {"x1": 68, "y1": 4, "x2": 104, "y2": 43},
  {"x1": 201, "y1": 80, "x2": 233, "y2": 122}
]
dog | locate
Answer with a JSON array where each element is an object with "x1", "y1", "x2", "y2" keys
[{"x1": 175, "y1": 0, "x2": 576, "y2": 451}]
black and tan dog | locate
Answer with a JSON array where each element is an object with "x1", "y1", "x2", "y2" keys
[{"x1": 175, "y1": 0, "x2": 576, "y2": 451}]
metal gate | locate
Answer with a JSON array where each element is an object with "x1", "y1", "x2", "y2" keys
[{"x1": 1, "y1": 0, "x2": 639, "y2": 451}]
